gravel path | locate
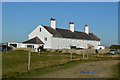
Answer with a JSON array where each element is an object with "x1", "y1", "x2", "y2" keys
[{"x1": 37, "y1": 60, "x2": 118, "y2": 78}]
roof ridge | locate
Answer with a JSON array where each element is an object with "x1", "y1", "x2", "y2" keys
[{"x1": 43, "y1": 25, "x2": 85, "y2": 33}]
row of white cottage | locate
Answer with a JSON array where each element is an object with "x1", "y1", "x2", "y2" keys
[{"x1": 8, "y1": 18, "x2": 105, "y2": 52}]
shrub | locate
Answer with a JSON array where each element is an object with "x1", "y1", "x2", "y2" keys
[{"x1": 110, "y1": 45, "x2": 120, "y2": 49}]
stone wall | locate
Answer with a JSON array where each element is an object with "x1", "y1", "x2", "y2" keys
[
  {"x1": 45, "y1": 49, "x2": 110, "y2": 54},
  {"x1": 13, "y1": 48, "x2": 120, "y2": 54}
]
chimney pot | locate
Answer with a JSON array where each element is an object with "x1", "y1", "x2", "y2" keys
[
  {"x1": 69, "y1": 22, "x2": 74, "y2": 24},
  {"x1": 50, "y1": 18, "x2": 55, "y2": 21}
]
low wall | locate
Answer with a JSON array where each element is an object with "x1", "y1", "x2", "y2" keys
[
  {"x1": 45, "y1": 49, "x2": 110, "y2": 54},
  {"x1": 13, "y1": 48, "x2": 29, "y2": 51},
  {"x1": 13, "y1": 48, "x2": 120, "y2": 54}
]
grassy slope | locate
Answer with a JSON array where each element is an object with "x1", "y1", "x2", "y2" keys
[
  {"x1": 2, "y1": 50, "x2": 120, "y2": 78},
  {"x1": 111, "y1": 63, "x2": 120, "y2": 79},
  {"x1": 2, "y1": 50, "x2": 81, "y2": 78}
]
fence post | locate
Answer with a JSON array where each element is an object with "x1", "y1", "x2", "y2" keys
[
  {"x1": 82, "y1": 53, "x2": 85, "y2": 59},
  {"x1": 87, "y1": 53, "x2": 89, "y2": 58},
  {"x1": 86, "y1": 51, "x2": 89, "y2": 58},
  {"x1": 70, "y1": 52, "x2": 72, "y2": 60},
  {"x1": 27, "y1": 48, "x2": 31, "y2": 71}
]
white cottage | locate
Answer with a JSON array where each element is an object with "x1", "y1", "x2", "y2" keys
[{"x1": 29, "y1": 18, "x2": 100, "y2": 49}]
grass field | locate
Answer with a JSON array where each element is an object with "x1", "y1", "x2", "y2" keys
[
  {"x1": 2, "y1": 50, "x2": 120, "y2": 78},
  {"x1": 111, "y1": 63, "x2": 120, "y2": 79},
  {"x1": 2, "y1": 50, "x2": 81, "y2": 78}
]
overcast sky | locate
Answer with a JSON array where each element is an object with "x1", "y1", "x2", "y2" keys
[{"x1": 2, "y1": 2, "x2": 118, "y2": 46}]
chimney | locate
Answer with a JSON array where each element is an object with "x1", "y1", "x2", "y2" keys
[
  {"x1": 69, "y1": 22, "x2": 74, "y2": 32},
  {"x1": 84, "y1": 24, "x2": 89, "y2": 34},
  {"x1": 50, "y1": 18, "x2": 56, "y2": 29}
]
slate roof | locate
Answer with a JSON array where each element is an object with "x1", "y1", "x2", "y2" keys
[
  {"x1": 43, "y1": 26, "x2": 100, "y2": 41},
  {"x1": 23, "y1": 37, "x2": 44, "y2": 44}
]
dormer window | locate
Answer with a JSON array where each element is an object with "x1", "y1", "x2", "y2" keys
[{"x1": 40, "y1": 28, "x2": 41, "y2": 32}]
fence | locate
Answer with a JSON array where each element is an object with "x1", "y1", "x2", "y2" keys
[{"x1": 45, "y1": 49, "x2": 110, "y2": 54}]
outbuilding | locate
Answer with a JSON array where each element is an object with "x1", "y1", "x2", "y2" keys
[
  {"x1": 8, "y1": 37, "x2": 44, "y2": 52},
  {"x1": 97, "y1": 45, "x2": 105, "y2": 49}
]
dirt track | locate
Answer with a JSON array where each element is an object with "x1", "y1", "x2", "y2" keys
[{"x1": 37, "y1": 60, "x2": 118, "y2": 78}]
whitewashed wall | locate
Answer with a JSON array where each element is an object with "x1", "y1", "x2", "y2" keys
[
  {"x1": 97, "y1": 45, "x2": 105, "y2": 49},
  {"x1": 28, "y1": 25, "x2": 100, "y2": 49},
  {"x1": 51, "y1": 37, "x2": 100, "y2": 49},
  {"x1": 20, "y1": 43, "x2": 43, "y2": 52},
  {"x1": 17, "y1": 43, "x2": 42, "y2": 48},
  {"x1": 8, "y1": 42, "x2": 42, "y2": 48},
  {"x1": 8, "y1": 42, "x2": 43, "y2": 52},
  {"x1": 29, "y1": 25, "x2": 52, "y2": 48}
]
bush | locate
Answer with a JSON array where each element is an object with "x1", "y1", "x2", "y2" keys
[{"x1": 110, "y1": 45, "x2": 120, "y2": 49}]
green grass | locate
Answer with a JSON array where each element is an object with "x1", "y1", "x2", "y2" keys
[
  {"x1": 3, "y1": 60, "x2": 81, "y2": 78},
  {"x1": 2, "y1": 50, "x2": 81, "y2": 78},
  {"x1": 111, "y1": 63, "x2": 120, "y2": 79},
  {"x1": 2, "y1": 50, "x2": 120, "y2": 78}
]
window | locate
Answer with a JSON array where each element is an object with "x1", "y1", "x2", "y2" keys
[
  {"x1": 44, "y1": 37, "x2": 47, "y2": 41},
  {"x1": 40, "y1": 28, "x2": 41, "y2": 32},
  {"x1": 27, "y1": 45, "x2": 34, "y2": 48},
  {"x1": 10, "y1": 44, "x2": 17, "y2": 47}
]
